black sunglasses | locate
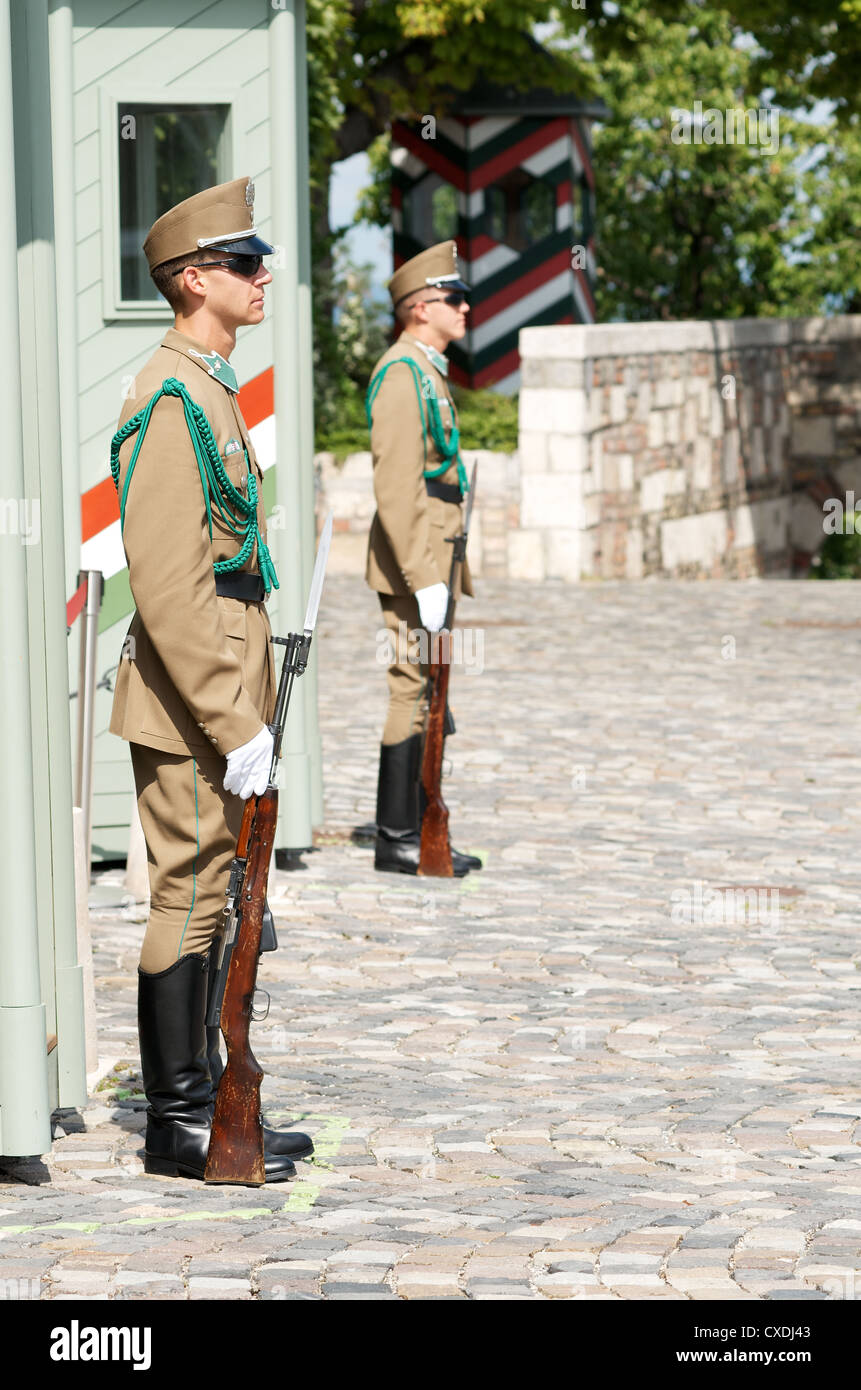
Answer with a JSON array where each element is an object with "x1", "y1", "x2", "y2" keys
[
  {"x1": 421, "y1": 291, "x2": 468, "y2": 308},
  {"x1": 172, "y1": 254, "x2": 263, "y2": 278}
]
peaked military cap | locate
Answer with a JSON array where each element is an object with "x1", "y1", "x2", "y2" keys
[
  {"x1": 143, "y1": 176, "x2": 275, "y2": 272},
  {"x1": 388, "y1": 240, "x2": 470, "y2": 308}
]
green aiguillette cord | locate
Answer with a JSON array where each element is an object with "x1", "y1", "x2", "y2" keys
[
  {"x1": 365, "y1": 358, "x2": 469, "y2": 494},
  {"x1": 109, "y1": 377, "x2": 279, "y2": 594}
]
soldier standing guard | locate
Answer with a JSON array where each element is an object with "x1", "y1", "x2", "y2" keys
[
  {"x1": 366, "y1": 241, "x2": 483, "y2": 876},
  {"x1": 110, "y1": 177, "x2": 312, "y2": 1181}
]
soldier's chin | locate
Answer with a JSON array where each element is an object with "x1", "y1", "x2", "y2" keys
[{"x1": 450, "y1": 319, "x2": 468, "y2": 340}]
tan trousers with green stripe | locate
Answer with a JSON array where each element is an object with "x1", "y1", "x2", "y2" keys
[
  {"x1": 131, "y1": 743, "x2": 241, "y2": 974},
  {"x1": 378, "y1": 593, "x2": 457, "y2": 745},
  {"x1": 379, "y1": 594, "x2": 428, "y2": 745}
]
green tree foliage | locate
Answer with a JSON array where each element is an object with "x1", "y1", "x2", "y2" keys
[
  {"x1": 451, "y1": 387, "x2": 519, "y2": 453},
  {"x1": 797, "y1": 118, "x2": 861, "y2": 314},
  {"x1": 597, "y1": 0, "x2": 861, "y2": 118},
  {"x1": 314, "y1": 251, "x2": 389, "y2": 454},
  {"x1": 809, "y1": 516, "x2": 861, "y2": 579},
  {"x1": 353, "y1": 132, "x2": 393, "y2": 231},
  {"x1": 587, "y1": 5, "x2": 847, "y2": 320}
]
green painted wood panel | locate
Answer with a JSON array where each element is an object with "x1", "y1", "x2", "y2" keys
[
  {"x1": 74, "y1": 8, "x2": 267, "y2": 98},
  {"x1": 74, "y1": 179, "x2": 101, "y2": 240},
  {"x1": 74, "y1": 128, "x2": 99, "y2": 192},
  {"x1": 73, "y1": 84, "x2": 99, "y2": 136},
  {"x1": 73, "y1": 0, "x2": 218, "y2": 89},
  {"x1": 92, "y1": 790, "x2": 134, "y2": 821},
  {"x1": 75, "y1": 230, "x2": 99, "y2": 291},
  {"x1": 91, "y1": 754, "x2": 136, "y2": 793},
  {"x1": 79, "y1": 321, "x2": 166, "y2": 393},
  {"x1": 91, "y1": 826, "x2": 133, "y2": 860}
]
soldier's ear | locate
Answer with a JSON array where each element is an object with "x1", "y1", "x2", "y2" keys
[{"x1": 179, "y1": 264, "x2": 209, "y2": 304}]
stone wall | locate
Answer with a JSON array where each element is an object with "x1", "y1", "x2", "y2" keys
[
  {"x1": 315, "y1": 449, "x2": 523, "y2": 581},
  {"x1": 316, "y1": 316, "x2": 861, "y2": 581},
  {"x1": 519, "y1": 316, "x2": 861, "y2": 580}
]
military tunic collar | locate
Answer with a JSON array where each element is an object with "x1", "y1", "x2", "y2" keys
[
  {"x1": 161, "y1": 329, "x2": 240, "y2": 393},
  {"x1": 402, "y1": 335, "x2": 449, "y2": 378}
]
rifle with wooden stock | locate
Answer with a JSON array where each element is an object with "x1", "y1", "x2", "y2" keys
[
  {"x1": 418, "y1": 463, "x2": 477, "y2": 878},
  {"x1": 204, "y1": 514, "x2": 332, "y2": 1186}
]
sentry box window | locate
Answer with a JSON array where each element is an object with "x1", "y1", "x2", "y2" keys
[
  {"x1": 100, "y1": 91, "x2": 236, "y2": 320},
  {"x1": 118, "y1": 103, "x2": 231, "y2": 302}
]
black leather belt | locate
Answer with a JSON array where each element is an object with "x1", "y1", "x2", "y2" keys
[
  {"x1": 425, "y1": 479, "x2": 462, "y2": 504},
  {"x1": 215, "y1": 572, "x2": 265, "y2": 602}
]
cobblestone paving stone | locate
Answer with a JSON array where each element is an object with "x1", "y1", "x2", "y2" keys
[{"x1": 1, "y1": 577, "x2": 861, "y2": 1301}]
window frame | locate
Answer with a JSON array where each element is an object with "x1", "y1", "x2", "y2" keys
[
  {"x1": 482, "y1": 171, "x2": 555, "y2": 252},
  {"x1": 99, "y1": 85, "x2": 245, "y2": 322},
  {"x1": 405, "y1": 170, "x2": 459, "y2": 245}
]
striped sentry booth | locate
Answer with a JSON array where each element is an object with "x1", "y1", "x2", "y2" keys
[{"x1": 391, "y1": 82, "x2": 608, "y2": 393}]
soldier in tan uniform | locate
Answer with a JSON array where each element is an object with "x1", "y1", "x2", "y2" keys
[
  {"x1": 366, "y1": 241, "x2": 482, "y2": 876},
  {"x1": 110, "y1": 178, "x2": 310, "y2": 1181}
]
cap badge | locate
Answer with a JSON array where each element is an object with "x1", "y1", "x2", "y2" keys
[{"x1": 245, "y1": 180, "x2": 255, "y2": 207}]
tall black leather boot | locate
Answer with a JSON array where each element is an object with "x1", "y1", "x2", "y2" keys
[
  {"x1": 374, "y1": 735, "x2": 476, "y2": 876},
  {"x1": 204, "y1": 941, "x2": 313, "y2": 1161},
  {"x1": 139, "y1": 952, "x2": 296, "y2": 1182}
]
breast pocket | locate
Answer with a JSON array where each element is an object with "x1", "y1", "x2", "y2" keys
[
  {"x1": 222, "y1": 454, "x2": 249, "y2": 497},
  {"x1": 212, "y1": 456, "x2": 251, "y2": 553}
]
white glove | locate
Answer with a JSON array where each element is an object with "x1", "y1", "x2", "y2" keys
[
  {"x1": 224, "y1": 725, "x2": 274, "y2": 799},
  {"x1": 416, "y1": 581, "x2": 449, "y2": 632}
]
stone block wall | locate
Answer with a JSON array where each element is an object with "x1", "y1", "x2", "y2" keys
[
  {"x1": 315, "y1": 449, "x2": 523, "y2": 581},
  {"x1": 519, "y1": 316, "x2": 861, "y2": 580},
  {"x1": 316, "y1": 316, "x2": 861, "y2": 582}
]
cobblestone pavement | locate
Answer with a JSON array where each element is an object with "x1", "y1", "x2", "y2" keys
[{"x1": 2, "y1": 577, "x2": 861, "y2": 1301}]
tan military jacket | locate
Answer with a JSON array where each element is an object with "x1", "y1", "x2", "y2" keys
[
  {"x1": 365, "y1": 333, "x2": 473, "y2": 599},
  {"x1": 109, "y1": 328, "x2": 275, "y2": 757}
]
